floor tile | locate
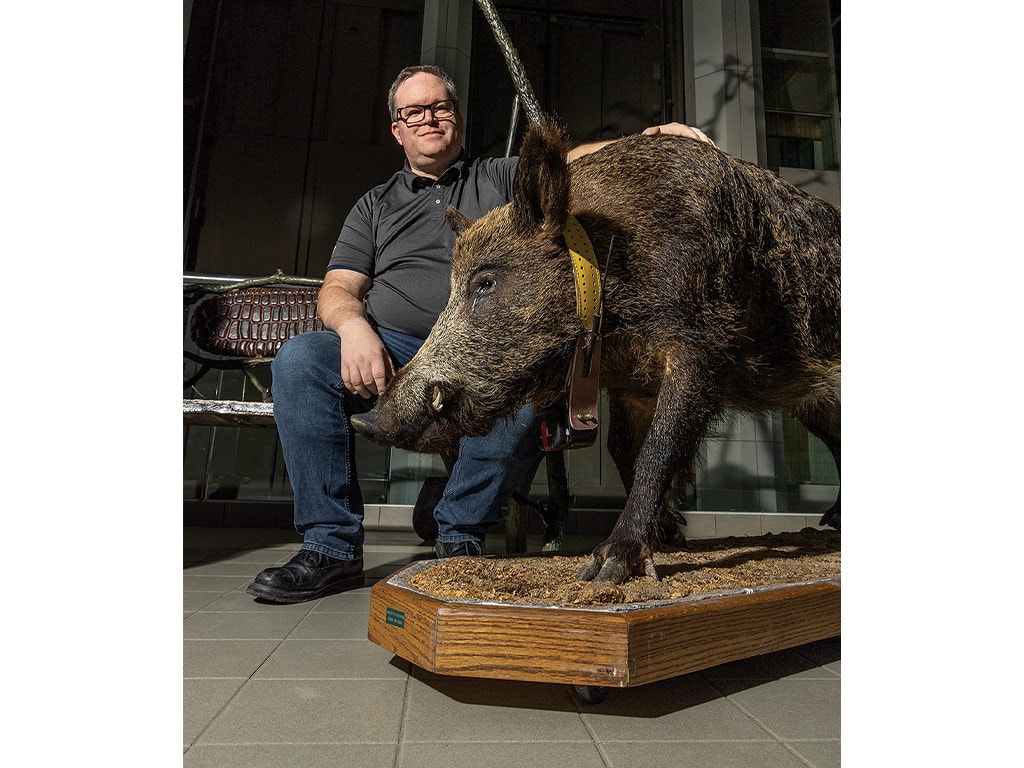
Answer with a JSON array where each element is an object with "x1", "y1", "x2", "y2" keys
[
  {"x1": 183, "y1": 527, "x2": 299, "y2": 550},
  {"x1": 182, "y1": 574, "x2": 256, "y2": 593},
  {"x1": 184, "y1": 743, "x2": 398, "y2": 768},
  {"x1": 184, "y1": 639, "x2": 281, "y2": 678},
  {"x1": 791, "y1": 637, "x2": 841, "y2": 674},
  {"x1": 184, "y1": 591, "x2": 225, "y2": 614},
  {"x1": 186, "y1": 548, "x2": 295, "y2": 566},
  {"x1": 721, "y1": 678, "x2": 841, "y2": 740},
  {"x1": 193, "y1": 590, "x2": 316, "y2": 614},
  {"x1": 309, "y1": 589, "x2": 373, "y2": 614},
  {"x1": 195, "y1": 678, "x2": 407, "y2": 745},
  {"x1": 290, "y1": 609, "x2": 374, "y2": 640},
  {"x1": 785, "y1": 739, "x2": 841, "y2": 768},
  {"x1": 600, "y1": 740, "x2": 810, "y2": 768},
  {"x1": 184, "y1": 678, "x2": 245, "y2": 745},
  {"x1": 396, "y1": 741, "x2": 607, "y2": 767},
  {"x1": 184, "y1": 547, "x2": 238, "y2": 567},
  {"x1": 366, "y1": 563, "x2": 429, "y2": 584},
  {"x1": 253, "y1": 639, "x2": 409, "y2": 680},
  {"x1": 401, "y1": 675, "x2": 591, "y2": 743},
  {"x1": 183, "y1": 608, "x2": 308, "y2": 640},
  {"x1": 184, "y1": 559, "x2": 274, "y2": 577},
  {"x1": 578, "y1": 674, "x2": 773, "y2": 742},
  {"x1": 699, "y1": 647, "x2": 834, "y2": 682}
]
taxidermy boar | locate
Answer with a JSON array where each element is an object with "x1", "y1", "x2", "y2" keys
[{"x1": 351, "y1": 120, "x2": 840, "y2": 584}]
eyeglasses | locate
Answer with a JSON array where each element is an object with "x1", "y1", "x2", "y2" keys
[{"x1": 394, "y1": 99, "x2": 458, "y2": 125}]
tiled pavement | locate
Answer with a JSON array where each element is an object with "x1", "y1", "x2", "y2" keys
[{"x1": 184, "y1": 526, "x2": 840, "y2": 767}]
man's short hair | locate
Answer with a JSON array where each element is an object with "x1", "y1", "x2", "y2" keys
[{"x1": 387, "y1": 65, "x2": 459, "y2": 120}]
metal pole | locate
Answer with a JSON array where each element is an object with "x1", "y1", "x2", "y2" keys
[
  {"x1": 504, "y1": 94, "x2": 520, "y2": 157},
  {"x1": 473, "y1": 0, "x2": 543, "y2": 128}
]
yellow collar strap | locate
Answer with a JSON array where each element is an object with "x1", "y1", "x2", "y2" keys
[{"x1": 562, "y1": 215, "x2": 602, "y2": 334}]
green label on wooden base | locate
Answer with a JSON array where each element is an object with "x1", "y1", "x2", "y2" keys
[{"x1": 385, "y1": 607, "x2": 405, "y2": 628}]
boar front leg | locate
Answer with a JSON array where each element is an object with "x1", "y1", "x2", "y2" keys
[{"x1": 578, "y1": 355, "x2": 720, "y2": 583}]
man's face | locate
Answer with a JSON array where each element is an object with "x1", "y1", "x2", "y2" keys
[{"x1": 391, "y1": 73, "x2": 464, "y2": 176}]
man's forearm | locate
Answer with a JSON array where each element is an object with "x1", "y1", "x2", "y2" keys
[
  {"x1": 567, "y1": 139, "x2": 616, "y2": 163},
  {"x1": 567, "y1": 122, "x2": 716, "y2": 163},
  {"x1": 316, "y1": 279, "x2": 372, "y2": 335}
]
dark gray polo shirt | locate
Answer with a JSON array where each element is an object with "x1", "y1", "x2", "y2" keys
[{"x1": 327, "y1": 154, "x2": 518, "y2": 339}]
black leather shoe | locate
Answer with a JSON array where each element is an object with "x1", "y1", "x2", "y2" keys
[
  {"x1": 246, "y1": 550, "x2": 364, "y2": 604},
  {"x1": 434, "y1": 539, "x2": 485, "y2": 558}
]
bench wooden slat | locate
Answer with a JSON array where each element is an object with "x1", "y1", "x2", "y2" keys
[{"x1": 183, "y1": 398, "x2": 276, "y2": 428}]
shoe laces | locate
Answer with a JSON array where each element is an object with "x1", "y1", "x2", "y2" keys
[{"x1": 294, "y1": 549, "x2": 329, "y2": 568}]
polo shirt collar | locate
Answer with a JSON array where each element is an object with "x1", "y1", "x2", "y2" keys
[{"x1": 406, "y1": 153, "x2": 468, "y2": 188}]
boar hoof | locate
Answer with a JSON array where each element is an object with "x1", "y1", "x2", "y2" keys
[
  {"x1": 581, "y1": 558, "x2": 627, "y2": 584},
  {"x1": 819, "y1": 505, "x2": 840, "y2": 530},
  {"x1": 593, "y1": 559, "x2": 628, "y2": 583},
  {"x1": 577, "y1": 554, "x2": 661, "y2": 583},
  {"x1": 643, "y1": 557, "x2": 660, "y2": 581},
  {"x1": 576, "y1": 555, "x2": 603, "y2": 582}
]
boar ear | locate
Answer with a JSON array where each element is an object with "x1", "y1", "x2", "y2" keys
[
  {"x1": 512, "y1": 119, "x2": 570, "y2": 240},
  {"x1": 445, "y1": 205, "x2": 473, "y2": 233}
]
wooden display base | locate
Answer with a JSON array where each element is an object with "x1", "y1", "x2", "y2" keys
[{"x1": 368, "y1": 558, "x2": 840, "y2": 694}]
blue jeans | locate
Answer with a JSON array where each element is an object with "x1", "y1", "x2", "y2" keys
[{"x1": 270, "y1": 329, "x2": 540, "y2": 560}]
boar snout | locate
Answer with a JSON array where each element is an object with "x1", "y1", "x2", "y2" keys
[
  {"x1": 349, "y1": 411, "x2": 388, "y2": 446},
  {"x1": 348, "y1": 379, "x2": 467, "y2": 453},
  {"x1": 350, "y1": 382, "x2": 446, "y2": 444}
]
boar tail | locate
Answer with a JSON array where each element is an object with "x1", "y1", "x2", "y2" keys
[{"x1": 513, "y1": 121, "x2": 571, "y2": 240}]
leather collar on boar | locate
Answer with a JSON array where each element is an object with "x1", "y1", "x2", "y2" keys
[{"x1": 350, "y1": 120, "x2": 840, "y2": 585}]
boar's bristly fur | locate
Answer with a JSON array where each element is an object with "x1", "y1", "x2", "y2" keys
[{"x1": 351, "y1": 119, "x2": 840, "y2": 584}]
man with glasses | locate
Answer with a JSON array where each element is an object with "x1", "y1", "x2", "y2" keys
[{"x1": 247, "y1": 65, "x2": 713, "y2": 603}]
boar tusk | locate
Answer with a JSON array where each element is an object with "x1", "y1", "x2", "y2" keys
[{"x1": 431, "y1": 385, "x2": 444, "y2": 413}]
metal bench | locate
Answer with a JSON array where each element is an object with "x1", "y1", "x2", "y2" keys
[{"x1": 183, "y1": 271, "x2": 569, "y2": 553}]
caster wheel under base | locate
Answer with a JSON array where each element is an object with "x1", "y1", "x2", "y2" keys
[{"x1": 571, "y1": 684, "x2": 608, "y2": 705}]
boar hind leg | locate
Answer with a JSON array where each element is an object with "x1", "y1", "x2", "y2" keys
[
  {"x1": 578, "y1": 361, "x2": 720, "y2": 584},
  {"x1": 605, "y1": 393, "x2": 686, "y2": 548},
  {"x1": 605, "y1": 392, "x2": 655, "y2": 496},
  {"x1": 793, "y1": 395, "x2": 841, "y2": 530}
]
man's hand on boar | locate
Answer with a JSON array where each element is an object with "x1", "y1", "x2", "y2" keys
[{"x1": 642, "y1": 122, "x2": 716, "y2": 147}]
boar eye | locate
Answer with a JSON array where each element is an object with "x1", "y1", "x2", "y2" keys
[{"x1": 470, "y1": 272, "x2": 497, "y2": 311}]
